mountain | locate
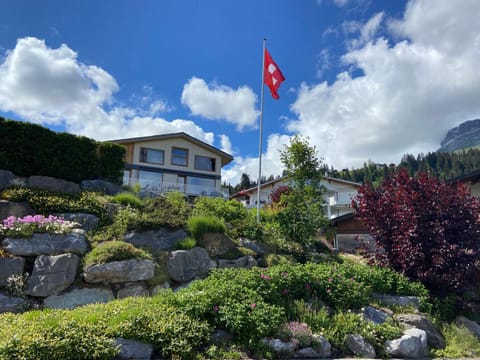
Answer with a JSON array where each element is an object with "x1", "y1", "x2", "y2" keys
[{"x1": 439, "y1": 119, "x2": 480, "y2": 152}]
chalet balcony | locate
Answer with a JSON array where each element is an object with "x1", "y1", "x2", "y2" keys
[{"x1": 327, "y1": 192, "x2": 355, "y2": 207}]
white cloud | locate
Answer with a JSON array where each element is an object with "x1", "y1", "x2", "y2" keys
[
  {"x1": 0, "y1": 37, "x2": 214, "y2": 146},
  {"x1": 287, "y1": 0, "x2": 480, "y2": 170},
  {"x1": 218, "y1": 134, "x2": 233, "y2": 155},
  {"x1": 222, "y1": 133, "x2": 290, "y2": 186},
  {"x1": 344, "y1": 12, "x2": 384, "y2": 50},
  {"x1": 181, "y1": 77, "x2": 259, "y2": 130}
]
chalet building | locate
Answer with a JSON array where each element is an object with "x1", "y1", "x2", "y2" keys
[
  {"x1": 450, "y1": 169, "x2": 480, "y2": 197},
  {"x1": 110, "y1": 132, "x2": 233, "y2": 197}
]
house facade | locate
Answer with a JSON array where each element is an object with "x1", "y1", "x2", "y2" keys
[
  {"x1": 110, "y1": 132, "x2": 233, "y2": 197},
  {"x1": 230, "y1": 175, "x2": 361, "y2": 219}
]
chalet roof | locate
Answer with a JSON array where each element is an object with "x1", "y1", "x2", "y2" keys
[
  {"x1": 448, "y1": 169, "x2": 480, "y2": 185},
  {"x1": 107, "y1": 132, "x2": 234, "y2": 167}
]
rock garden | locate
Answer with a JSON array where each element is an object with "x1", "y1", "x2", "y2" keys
[{"x1": 0, "y1": 169, "x2": 480, "y2": 359}]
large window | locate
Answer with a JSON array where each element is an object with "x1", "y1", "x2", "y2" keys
[
  {"x1": 137, "y1": 170, "x2": 163, "y2": 191},
  {"x1": 187, "y1": 176, "x2": 216, "y2": 195},
  {"x1": 140, "y1": 147, "x2": 164, "y2": 165},
  {"x1": 194, "y1": 155, "x2": 216, "y2": 172},
  {"x1": 171, "y1": 147, "x2": 188, "y2": 166}
]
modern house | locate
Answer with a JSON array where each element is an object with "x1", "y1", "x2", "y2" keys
[
  {"x1": 230, "y1": 175, "x2": 361, "y2": 219},
  {"x1": 109, "y1": 132, "x2": 233, "y2": 197}
]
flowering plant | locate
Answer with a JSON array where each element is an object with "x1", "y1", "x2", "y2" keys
[
  {"x1": 0, "y1": 215, "x2": 80, "y2": 238},
  {"x1": 277, "y1": 321, "x2": 313, "y2": 348}
]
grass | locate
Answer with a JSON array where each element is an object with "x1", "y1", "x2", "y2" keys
[{"x1": 433, "y1": 323, "x2": 480, "y2": 358}]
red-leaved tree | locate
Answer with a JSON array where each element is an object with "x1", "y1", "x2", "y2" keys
[{"x1": 353, "y1": 167, "x2": 480, "y2": 294}]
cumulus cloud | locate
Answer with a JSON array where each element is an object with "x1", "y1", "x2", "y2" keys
[
  {"x1": 288, "y1": 0, "x2": 480, "y2": 170},
  {"x1": 344, "y1": 12, "x2": 384, "y2": 50},
  {"x1": 181, "y1": 77, "x2": 259, "y2": 130},
  {"x1": 222, "y1": 133, "x2": 290, "y2": 186},
  {"x1": 218, "y1": 134, "x2": 233, "y2": 155},
  {"x1": 0, "y1": 37, "x2": 214, "y2": 146}
]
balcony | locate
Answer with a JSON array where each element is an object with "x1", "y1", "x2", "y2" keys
[
  {"x1": 327, "y1": 192, "x2": 355, "y2": 207},
  {"x1": 135, "y1": 181, "x2": 229, "y2": 198}
]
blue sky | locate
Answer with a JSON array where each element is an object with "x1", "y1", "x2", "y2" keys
[{"x1": 1, "y1": 0, "x2": 479, "y2": 185}]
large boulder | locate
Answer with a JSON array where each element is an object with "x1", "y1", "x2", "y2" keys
[
  {"x1": 83, "y1": 259, "x2": 155, "y2": 284},
  {"x1": 0, "y1": 257, "x2": 25, "y2": 287},
  {"x1": 44, "y1": 287, "x2": 115, "y2": 309},
  {"x1": 373, "y1": 293, "x2": 420, "y2": 309},
  {"x1": 0, "y1": 293, "x2": 26, "y2": 314},
  {"x1": 2, "y1": 229, "x2": 88, "y2": 256},
  {"x1": 396, "y1": 313, "x2": 446, "y2": 349},
  {"x1": 167, "y1": 247, "x2": 216, "y2": 283},
  {"x1": 53, "y1": 213, "x2": 99, "y2": 232},
  {"x1": 217, "y1": 255, "x2": 257, "y2": 269},
  {"x1": 198, "y1": 232, "x2": 236, "y2": 257},
  {"x1": 311, "y1": 334, "x2": 331, "y2": 358},
  {"x1": 0, "y1": 200, "x2": 34, "y2": 221},
  {"x1": 114, "y1": 338, "x2": 153, "y2": 360},
  {"x1": 239, "y1": 238, "x2": 265, "y2": 255},
  {"x1": 25, "y1": 253, "x2": 80, "y2": 297},
  {"x1": 261, "y1": 338, "x2": 296, "y2": 355},
  {"x1": 27, "y1": 175, "x2": 80, "y2": 194},
  {"x1": 456, "y1": 315, "x2": 480, "y2": 339},
  {"x1": 385, "y1": 328, "x2": 428, "y2": 358},
  {"x1": 80, "y1": 180, "x2": 123, "y2": 195},
  {"x1": 0, "y1": 170, "x2": 15, "y2": 190},
  {"x1": 346, "y1": 334, "x2": 376, "y2": 358},
  {"x1": 124, "y1": 228, "x2": 187, "y2": 252},
  {"x1": 363, "y1": 305, "x2": 392, "y2": 324}
]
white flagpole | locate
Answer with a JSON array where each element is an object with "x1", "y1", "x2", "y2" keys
[{"x1": 256, "y1": 38, "x2": 266, "y2": 223}]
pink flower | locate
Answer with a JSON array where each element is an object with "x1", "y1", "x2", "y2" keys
[
  {"x1": 305, "y1": 283, "x2": 311, "y2": 291},
  {"x1": 281, "y1": 272, "x2": 289, "y2": 278},
  {"x1": 251, "y1": 303, "x2": 256, "y2": 309},
  {"x1": 213, "y1": 305, "x2": 219, "y2": 312},
  {"x1": 282, "y1": 289, "x2": 289, "y2": 295},
  {"x1": 260, "y1": 273, "x2": 271, "y2": 280}
]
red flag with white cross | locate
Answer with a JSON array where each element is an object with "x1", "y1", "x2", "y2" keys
[{"x1": 263, "y1": 48, "x2": 285, "y2": 100}]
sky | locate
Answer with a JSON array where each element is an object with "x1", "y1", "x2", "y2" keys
[{"x1": 1, "y1": 0, "x2": 479, "y2": 186}]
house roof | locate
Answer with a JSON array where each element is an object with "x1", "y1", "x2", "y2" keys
[
  {"x1": 108, "y1": 132, "x2": 234, "y2": 167},
  {"x1": 230, "y1": 175, "x2": 362, "y2": 198},
  {"x1": 448, "y1": 169, "x2": 480, "y2": 185}
]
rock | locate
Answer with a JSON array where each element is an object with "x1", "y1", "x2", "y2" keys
[
  {"x1": 373, "y1": 293, "x2": 420, "y2": 309},
  {"x1": 311, "y1": 334, "x2": 331, "y2": 358},
  {"x1": 239, "y1": 238, "x2": 265, "y2": 255},
  {"x1": 25, "y1": 254, "x2": 80, "y2": 297},
  {"x1": 456, "y1": 315, "x2": 480, "y2": 339},
  {"x1": 27, "y1": 175, "x2": 80, "y2": 194},
  {"x1": 80, "y1": 180, "x2": 123, "y2": 195},
  {"x1": 297, "y1": 346, "x2": 329, "y2": 358},
  {"x1": 124, "y1": 228, "x2": 187, "y2": 252},
  {"x1": 0, "y1": 169, "x2": 15, "y2": 190},
  {"x1": 198, "y1": 232, "x2": 236, "y2": 257},
  {"x1": 84, "y1": 259, "x2": 155, "y2": 284},
  {"x1": 53, "y1": 213, "x2": 99, "y2": 231},
  {"x1": 363, "y1": 305, "x2": 391, "y2": 324},
  {"x1": 151, "y1": 282, "x2": 170, "y2": 295},
  {"x1": 114, "y1": 338, "x2": 153, "y2": 360},
  {"x1": 0, "y1": 293, "x2": 26, "y2": 314},
  {"x1": 116, "y1": 283, "x2": 149, "y2": 299},
  {"x1": 44, "y1": 287, "x2": 115, "y2": 309},
  {"x1": 0, "y1": 200, "x2": 34, "y2": 221},
  {"x1": 217, "y1": 255, "x2": 257, "y2": 269},
  {"x1": 167, "y1": 247, "x2": 216, "y2": 283},
  {"x1": 385, "y1": 328, "x2": 428, "y2": 358},
  {"x1": 0, "y1": 257, "x2": 25, "y2": 287},
  {"x1": 261, "y1": 338, "x2": 296, "y2": 355},
  {"x1": 2, "y1": 229, "x2": 88, "y2": 256},
  {"x1": 346, "y1": 334, "x2": 376, "y2": 358},
  {"x1": 396, "y1": 313, "x2": 446, "y2": 349},
  {"x1": 210, "y1": 329, "x2": 233, "y2": 346}
]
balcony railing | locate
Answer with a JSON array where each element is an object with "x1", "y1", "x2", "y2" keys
[
  {"x1": 133, "y1": 181, "x2": 229, "y2": 198},
  {"x1": 328, "y1": 192, "x2": 355, "y2": 207}
]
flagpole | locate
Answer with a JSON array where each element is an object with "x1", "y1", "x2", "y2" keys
[{"x1": 256, "y1": 38, "x2": 266, "y2": 223}]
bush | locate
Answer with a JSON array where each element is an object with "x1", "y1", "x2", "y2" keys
[
  {"x1": 192, "y1": 197, "x2": 262, "y2": 240},
  {"x1": 111, "y1": 192, "x2": 143, "y2": 208},
  {"x1": 188, "y1": 215, "x2": 226, "y2": 240},
  {"x1": 84, "y1": 241, "x2": 151, "y2": 267},
  {"x1": 176, "y1": 237, "x2": 197, "y2": 250},
  {"x1": 353, "y1": 167, "x2": 480, "y2": 294}
]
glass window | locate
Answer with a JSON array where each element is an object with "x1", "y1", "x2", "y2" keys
[
  {"x1": 137, "y1": 170, "x2": 163, "y2": 191},
  {"x1": 194, "y1": 156, "x2": 216, "y2": 172},
  {"x1": 123, "y1": 170, "x2": 131, "y2": 186},
  {"x1": 140, "y1": 147, "x2": 164, "y2": 164},
  {"x1": 171, "y1": 147, "x2": 188, "y2": 166}
]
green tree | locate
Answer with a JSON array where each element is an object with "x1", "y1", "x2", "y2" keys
[{"x1": 276, "y1": 136, "x2": 328, "y2": 245}]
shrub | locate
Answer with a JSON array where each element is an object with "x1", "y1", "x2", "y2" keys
[
  {"x1": 83, "y1": 241, "x2": 151, "y2": 267},
  {"x1": 111, "y1": 192, "x2": 143, "y2": 208},
  {"x1": 433, "y1": 322, "x2": 480, "y2": 358},
  {"x1": 192, "y1": 197, "x2": 262, "y2": 240},
  {"x1": 353, "y1": 167, "x2": 480, "y2": 294},
  {"x1": 176, "y1": 237, "x2": 197, "y2": 250},
  {"x1": 188, "y1": 215, "x2": 226, "y2": 240}
]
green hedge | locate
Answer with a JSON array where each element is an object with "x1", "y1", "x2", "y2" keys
[{"x1": 0, "y1": 117, "x2": 125, "y2": 184}]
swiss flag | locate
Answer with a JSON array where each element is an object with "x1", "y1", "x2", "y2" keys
[{"x1": 264, "y1": 48, "x2": 285, "y2": 100}]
